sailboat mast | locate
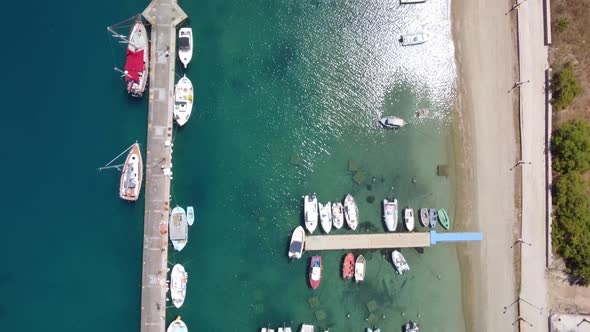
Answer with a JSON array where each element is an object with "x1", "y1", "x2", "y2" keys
[{"x1": 107, "y1": 26, "x2": 128, "y2": 43}]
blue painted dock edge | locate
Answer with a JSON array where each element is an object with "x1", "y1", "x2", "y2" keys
[{"x1": 430, "y1": 231, "x2": 483, "y2": 245}]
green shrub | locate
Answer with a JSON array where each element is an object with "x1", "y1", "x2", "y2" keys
[
  {"x1": 554, "y1": 17, "x2": 570, "y2": 34},
  {"x1": 552, "y1": 120, "x2": 590, "y2": 173},
  {"x1": 551, "y1": 63, "x2": 583, "y2": 111}
]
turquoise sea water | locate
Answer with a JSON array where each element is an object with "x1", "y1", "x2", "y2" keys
[{"x1": 0, "y1": 0, "x2": 461, "y2": 331}]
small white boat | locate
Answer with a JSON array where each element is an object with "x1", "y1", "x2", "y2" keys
[
  {"x1": 404, "y1": 208, "x2": 415, "y2": 232},
  {"x1": 178, "y1": 27, "x2": 193, "y2": 68},
  {"x1": 170, "y1": 264, "x2": 188, "y2": 308},
  {"x1": 186, "y1": 206, "x2": 195, "y2": 226},
  {"x1": 344, "y1": 194, "x2": 359, "y2": 230},
  {"x1": 383, "y1": 199, "x2": 398, "y2": 232},
  {"x1": 319, "y1": 202, "x2": 332, "y2": 234},
  {"x1": 355, "y1": 254, "x2": 366, "y2": 283},
  {"x1": 392, "y1": 250, "x2": 410, "y2": 274},
  {"x1": 300, "y1": 324, "x2": 314, "y2": 332},
  {"x1": 174, "y1": 75, "x2": 194, "y2": 126},
  {"x1": 170, "y1": 206, "x2": 188, "y2": 251},
  {"x1": 304, "y1": 194, "x2": 319, "y2": 233},
  {"x1": 404, "y1": 321, "x2": 420, "y2": 332},
  {"x1": 119, "y1": 143, "x2": 143, "y2": 201},
  {"x1": 332, "y1": 202, "x2": 344, "y2": 229},
  {"x1": 400, "y1": 32, "x2": 430, "y2": 46},
  {"x1": 167, "y1": 317, "x2": 188, "y2": 332},
  {"x1": 379, "y1": 116, "x2": 407, "y2": 129},
  {"x1": 400, "y1": 0, "x2": 426, "y2": 4},
  {"x1": 288, "y1": 226, "x2": 305, "y2": 259}
]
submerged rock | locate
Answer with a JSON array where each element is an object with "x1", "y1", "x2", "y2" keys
[
  {"x1": 348, "y1": 159, "x2": 360, "y2": 172},
  {"x1": 290, "y1": 152, "x2": 302, "y2": 165},
  {"x1": 366, "y1": 195, "x2": 375, "y2": 204},
  {"x1": 315, "y1": 309, "x2": 327, "y2": 321},
  {"x1": 308, "y1": 296, "x2": 320, "y2": 309},
  {"x1": 353, "y1": 171, "x2": 367, "y2": 185}
]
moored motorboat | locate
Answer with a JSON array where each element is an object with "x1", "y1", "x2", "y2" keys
[
  {"x1": 186, "y1": 206, "x2": 194, "y2": 226},
  {"x1": 379, "y1": 116, "x2": 407, "y2": 129},
  {"x1": 319, "y1": 202, "x2": 332, "y2": 234},
  {"x1": 178, "y1": 27, "x2": 193, "y2": 68},
  {"x1": 383, "y1": 198, "x2": 398, "y2": 232},
  {"x1": 404, "y1": 320, "x2": 420, "y2": 332},
  {"x1": 419, "y1": 208, "x2": 429, "y2": 227},
  {"x1": 309, "y1": 256, "x2": 322, "y2": 289},
  {"x1": 391, "y1": 250, "x2": 410, "y2": 274},
  {"x1": 170, "y1": 206, "x2": 188, "y2": 251},
  {"x1": 342, "y1": 252, "x2": 355, "y2": 279},
  {"x1": 119, "y1": 143, "x2": 143, "y2": 201},
  {"x1": 300, "y1": 325, "x2": 314, "y2": 332},
  {"x1": 288, "y1": 226, "x2": 305, "y2": 259},
  {"x1": 167, "y1": 317, "x2": 188, "y2": 332},
  {"x1": 332, "y1": 202, "x2": 344, "y2": 229},
  {"x1": 438, "y1": 208, "x2": 450, "y2": 229},
  {"x1": 304, "y1": 194, "x2": 319, "y2": 233},
  {"x1": 344, "y1": 194, "x2": 359, "y2": 230},
  {"x1": 170, "y1": 264, "x2": 188, "y2": 308},
  {"x1": 355, "y1": 254, "x2": 366, "y2": 283},
  {"x1": 400, "y1": 32, "x2": 430, "y2": 46},
  {"x1": 174, "y1": 75, "x2": 194, "y2": 126},
  {"x1": 404, "y1": 208, "x2": 415, "y2": 232},
  {"x1": 429, "y1": 208, "x2": 438, "y2": 228}
]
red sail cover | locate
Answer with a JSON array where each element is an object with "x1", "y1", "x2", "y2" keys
[{"x1": 124, "y1": 49, "x2": 144, "y2": 83}]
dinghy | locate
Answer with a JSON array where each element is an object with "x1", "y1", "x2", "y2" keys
[
  {"x1": 379, "y1": 116, "x2": 407, "y2": 129},
  {"x1": 178, "y1": 27, "x2": 193, "y2": 68},
  {"x1": 438, "y1": 208, "x2": 450, "y2": 229},
  {"x1": 170, "y1": 264, "x2": 188, "y2": 308},
  {"x1": 342, "y1": 253, "x2": 355, "y2": 279},
  {"x1": 429, "y1": 208, "x2": 438, "y2": 228},
  {"x1": 288, "y1": 226, "x2": 305, "y2": 259},
  {"x1": 174, "y1": 75, "x2": 194, "y2": 126},
  {"x1": 119, "y1": 143, "x2": 143, "y2": 201},
  {"x1": 344, "y1": 194, "x2": 359, "y2": 230},
  {"x1": 309, "y1": 256, "x2": 322, "y2": 289},
  {"x1": 186, "y1": 206, "x2": 194, "y2": 226},
  {"x1": 170, "y1": 206, "x2": 188, "y2": 251},
  {"x1": 383, "y1": 199, "x2": 398, "y2": 232},
  {"x1": 332, "y1": 202, "x2": 344, "y2": 229},
  {"x1": 392, "y1": 250, "x2": 410, "y2": 274},
  {"x1": 167, "y1": 317, "x2": 188, "y2": 332},
  {"x1": 355, "y1": 255, "x2": 366, "y2": 283},
  {"x1": 404, "y1": 208, "x2": 415, "y2": 232},
  {"x1": 319, "y1": 202, "x2": 332, "y2": 234},
  {"x1": 303, "y1": 195, "x2": 318, "y2": 233},
  {"x1": 419, "y1": 208, "x2": 429, "y2": 227}
]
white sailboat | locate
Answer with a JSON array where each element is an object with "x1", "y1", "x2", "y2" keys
[
  {"x1": 383, "y1": 199, "x2": 398, "y2": 232},
  {"x1": 288, "y1": 226, "x2": 305, "y2": 259},
  {"x1": 319, "y1": 202, "x2": 332, "y2": 234},
  {"x1": 167, "y1": 317, "x2": 188, "y2": 332},
  {"x1": 170, "y1": 206, "x2": 188, "y2": 251},
  {"x1": 404, "y1": 208, "x2": 415, "y2": 232},
  {"x1": 119, "y1": 143, "x2": 143, "y2": 201},
  {"x1": 303, "y1": 195, "x2": 318, "y2": 233},
  {"x1": 170, "y1": 264, "x2": 188, "y2": 308},
  {"x1": 332, "y1": 202, "x2": 344, "y2": 229},
  {"x1": 178, "y1": 27, "x2": 193, "y2": 68},
  {"x1": 344, "y1": 194, "x2": 359, "y2": 230},
  {"x1": 392, "y1": 250, "x2": 410, "y2": 274},
  {"x1": 174, "y1": 75, "x2": 194, "y2": 126},
  {"x1": 186, "y1": 206, "x2": 195, "y2": 226}
]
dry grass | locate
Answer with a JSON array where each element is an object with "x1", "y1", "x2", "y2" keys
[{"x1": 551, "y1": 0, "x2": 590, "y2": 125}]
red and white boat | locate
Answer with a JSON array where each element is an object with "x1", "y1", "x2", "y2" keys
[
  {"x1": 119, "y1": 143, "x2": 143, "y2": 201},
  {"x1": 309, "y1": 256, "x2": 322, "y2": 289},
  {"x1": 342, "y1": 253, "x2": 354, "y2": 279}
]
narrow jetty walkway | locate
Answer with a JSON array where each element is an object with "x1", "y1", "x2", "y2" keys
[
  {"x1": 305, "y1": 231, "x2": 482, "y2": 251},
  {"x1": 140, "y1": 2, "x2": 186, "y2": 332}
]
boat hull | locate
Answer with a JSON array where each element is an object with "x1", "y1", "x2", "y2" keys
[
  {"x1": 309, "y1": 256, "x2": 322, "y2": 289},
  {"x1": 170, "y1": 206, "x2": 188, "y2": 252},
  {"x1": 419, "y1": 208, "x2": 429, "y2": 227},
  {"x1": 125, "y1": 16, "x2": 149, "y2": 97},
  {"x1": 319, "y1": 202, "x2": 332, "y2": 233},
  {"x1": 119, "y1": 143, "x2": 143, "y2": 201},
  {"x1": 344, "y1": 194, "x2": 359, "y2": 230},
  {"x1": 332, "y1": 202, "x2": 344, "y2": 229},
  {"x1": 404, "y1": 208, "x2": 415, "y2": 232},
  {"x1": 174, "y1": 75, "x2": 194, "y2": 126},
  {"x1": 355, "y1": 254, "x2": 366, "y2": 282},
  {"x1": 187, "y1": 206, "x2": 194, "y2": 226},
  {"x1": 429, "y1": 208, "x2": 437, "y2": 228},
  {"x1": 304, "y1": 195, "x2": 318, "y2": 233},
  {"x1": 379, "y1": 116, "x2": 407, "y2": 129},
  {"x1": 178, "y1": 27, "x2": 193, "y2": 68},
  {"x1": 343, "y1": 253, "x2": 355, "y2": 279},
  {"x1": 438, "y1": 208, "x2": 450, "y2": 229},
  {"x1": 392, "y1": 250, "x2": 410, "y2": 274},
  {"x1": 170, "y1": 264, "x2": 188, "y2": 308},
  {"x1": 288, "y1": 226, "x2": 305, "y2": 259},
  {"x1": 167, "y1": 317, "x2": 188, "y2": 332},
  {"x1": 383, "y1": 199, "x2": 398, "y2": 232}
]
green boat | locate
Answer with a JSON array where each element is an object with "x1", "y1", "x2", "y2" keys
[{"x1": 438, "y1": 209, "x2": 450, "y2": 230}]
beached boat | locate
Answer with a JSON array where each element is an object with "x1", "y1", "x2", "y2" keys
[
  {"x1": 429, "y1": 208, "x2": 437, "y2": 228},
  {"x1": 319, "y1": 202, "x2": 332, "y2": 234},
  {"x1": 170, "y1": 264, "x2": 188, "y2": 308},
  {"x1": 419, "y1": 208, "x2": 429, "y2": 228},
  {"x1": 186, "y1": 206, "x2": 194, "y2": 226},
  {"x1": 303, "y1": 194, "x2": 319, "y2": 233},
  {"x1": 438, "y1": 208, "x2": 450, "y2": 229},
  {"x1": 170, "y1": 206, "x2": 188, "y2": 251},
  {"x1": 355, "y1": 254, "x2": 366, "y2": 282},
  {"x1": 167, "y1": 317, "x2": 188, "y2": 332},
  {"x1": 400, "y1": 32, "x2": 430, "y2": 46},
  {"x1": 379, "y1": 116, "x2": 407, "y2": 129},
  {"x1": 404, "y1": 208, "x2": 415, "y2": 232},
  {"x1": 344, "y1": 194, "x2": 359, "y2": 230},
  {"x1": 309, "y1": 256, "x2": 322, "y2": 289},
  {"x1": 392, "y1": 250, "x2": 410, "y2": 274},
  {"x1": 300, "y1": 325, "x2": 314, "y2": 332},
  {"x1": 332, "y1": 202, "x2": 344, "y2": 229},
  {"x1": 178, "y1": 27, "x2": 193, "y2": 68},
  {"x1": 174, "y1": 75, "x2": 194, "y2": 126},
  {"x1": 288, "y1": 226, "x2": 305, "y2": 259},
  {"x1": 404, "y1": 321, "x2": 420, "y2": 332},
  {"x1": 119, "y1": 143, "x2": 143, "y2": 201},
  {"x1": 342, "y1": 253, "x2": 355, "y2": 279},
  {"x1": 383, "y1": 198, "x2": 398, "y2": 232}
]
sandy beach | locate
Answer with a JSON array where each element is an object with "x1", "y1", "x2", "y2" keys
[{"x1": 451, "y1": 0, "x2": 520, "y2": 330}]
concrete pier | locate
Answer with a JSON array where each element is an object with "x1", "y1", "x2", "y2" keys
[{"x1": 140, "y1": 2, "x2": 186, "y2": 332}]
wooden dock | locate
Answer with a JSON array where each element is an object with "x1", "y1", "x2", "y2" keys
[
  {"x1": 140, "y1": 1, "x2": 186, "y2": 332},
  {"x1": 305, "y1": 233, "x2": 431, "y2": 250}
]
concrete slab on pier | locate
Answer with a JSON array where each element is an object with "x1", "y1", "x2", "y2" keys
[{"x1": 305, "y1": 232, "x2": 431, "y2": 251}]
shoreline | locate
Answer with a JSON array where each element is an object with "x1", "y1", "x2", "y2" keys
[{"x1": 450, "y1": 0, "x2": 520, "y2": 330}]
